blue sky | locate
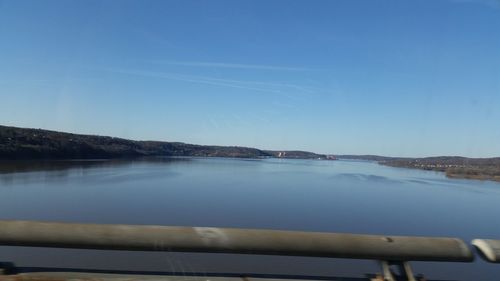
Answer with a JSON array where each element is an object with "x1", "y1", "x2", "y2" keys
[{"x1": 0, "y1": 0, "x2": 499, "y2": 157}]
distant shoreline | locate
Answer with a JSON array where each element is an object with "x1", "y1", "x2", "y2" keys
[
  {"x1": 2, "y1": 125, "x2": 499, "y2": 183},
  {"x1": 338, "y1": 155, "x2": 500, "y2": 183},
  {"x1": 0, "y1": 125, "x2": 328, "y2": 161}
]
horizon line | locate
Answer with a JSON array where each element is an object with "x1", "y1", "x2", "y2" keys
[{"x1": 1, "y1": 124, "x2": 498, "y2": 160}]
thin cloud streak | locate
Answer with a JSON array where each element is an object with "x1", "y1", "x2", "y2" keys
[
  {"x1": 103, "y1": 68, "x2": 283, "y2": 94},
  {"x1": 147, "y1": 60, "x2": 314, "y2": 71},
  {"x1": 171, "y1": 74, "x2": 318, "y2": 94},
  {"x1": 446, "y1": 0, "x2": 500, "y2": 8},
  {"x1": 98, "y1": 67, "x2": 320, "y2": 101}
]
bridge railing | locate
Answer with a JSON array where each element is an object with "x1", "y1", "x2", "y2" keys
[
  {"x1": 472, "y1": 239, "x2": 500, "y2": 263},
  {"x1": 0, "y1": 220, "x2": 479, "y2": 281}
]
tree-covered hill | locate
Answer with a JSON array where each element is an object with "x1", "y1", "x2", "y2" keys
[{"x1": 0, "y1": 125, "x2": 326, "y2": 160}]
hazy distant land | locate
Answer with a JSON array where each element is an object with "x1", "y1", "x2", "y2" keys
[
  {"x1": 339, "y1": 155, "x2": 500, "y2": 182},
  {"x1": 1, "y1": 125, "x2": 500, "y2": 182}
]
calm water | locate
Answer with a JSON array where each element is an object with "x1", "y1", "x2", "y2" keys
[{"x1": 0, "y1": 157, "x2": 499, "y2": 280}]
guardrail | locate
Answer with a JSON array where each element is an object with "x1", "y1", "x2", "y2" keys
[
  {"x1": 472, "y1": 239, "x2": 500, "y2": 263},
  {"x1": 0, "y1": 220, "x2": 481, "y2": 281}
]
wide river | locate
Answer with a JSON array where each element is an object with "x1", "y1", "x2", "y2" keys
[{"x1": 0, "y1": 157, "x2": 499, "y2": 280}]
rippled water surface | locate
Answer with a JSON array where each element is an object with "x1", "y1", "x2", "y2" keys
[{"x1": 0, "y1": 158, "x2": 499, "y2": 280}]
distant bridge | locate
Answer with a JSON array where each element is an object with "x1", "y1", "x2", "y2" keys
[{"x1": 0, "y1": 220, "x2": 497, "y2": 281}]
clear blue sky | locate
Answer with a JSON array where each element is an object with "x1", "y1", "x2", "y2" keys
[{"x1": 1, "y1": 0, "x2": 499, "y2": 157}]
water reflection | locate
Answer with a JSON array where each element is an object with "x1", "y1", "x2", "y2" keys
[
  {"x1": 330, "y1": 173, "x2": 402, "y2": 184},
  {"x1": 0, "y1": 158, "x2": 499, "y2": 280},
  {"x1": 0, "y1": 157, "x2": 189, "y2": 185},
  {"x1": 0, "y1": 157, "x2": 191, "y2": 173}
]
